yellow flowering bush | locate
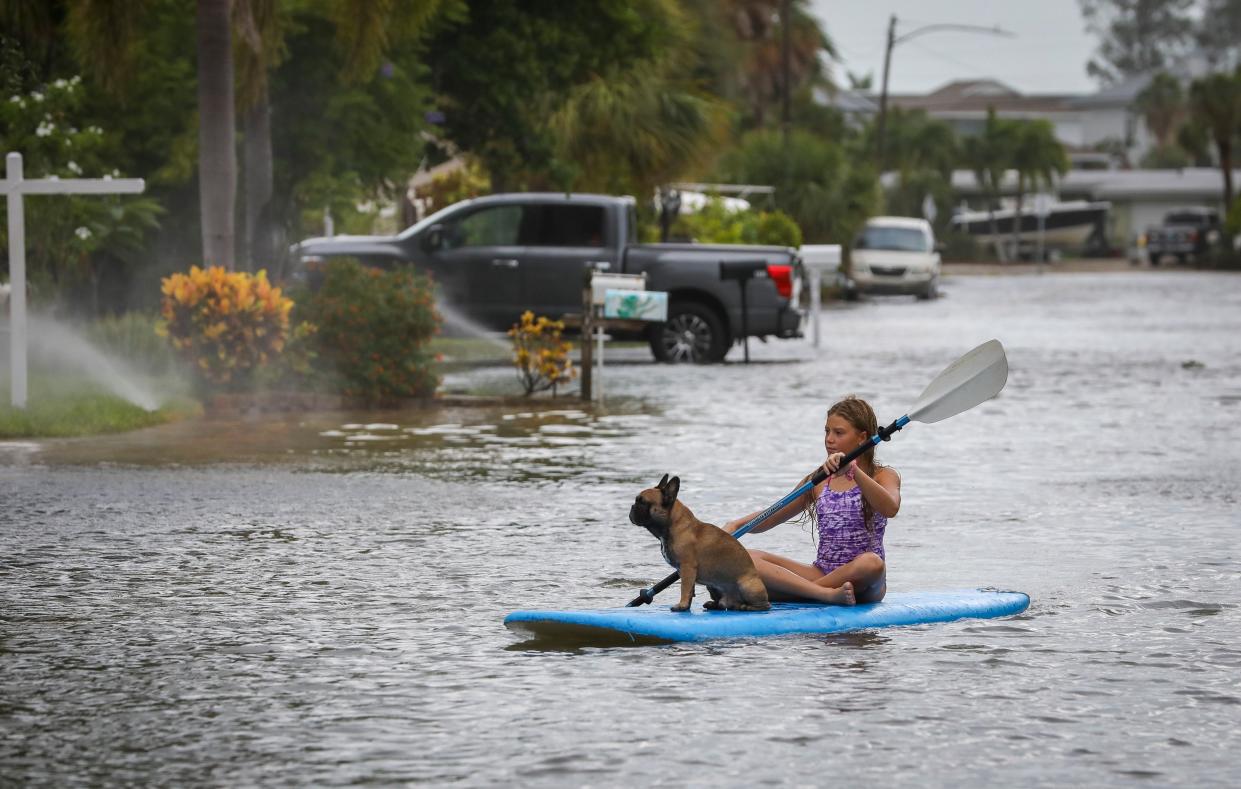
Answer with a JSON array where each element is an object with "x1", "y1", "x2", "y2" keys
[
  {"x1": 156, "y1": 265, "x2": 297, "y2": 390},
  {"x1": 508, "y1": 311, "x2": 576, "y2": 396}
]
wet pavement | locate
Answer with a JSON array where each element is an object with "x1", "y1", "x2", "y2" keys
[{"x1": 2, "y1": 269, "x2": 1240, "y2": 785}]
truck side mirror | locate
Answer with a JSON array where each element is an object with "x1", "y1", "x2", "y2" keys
[{"x1": 423, "y1": 224, "x2": 445, "y2": 252}]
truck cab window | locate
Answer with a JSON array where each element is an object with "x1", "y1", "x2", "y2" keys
[
  {"x1": 522, "y1": 205, "x2": 606, "y2": 247},
  {"x1": 446, "y1": 205, "x2": 523, "y2": 248}
]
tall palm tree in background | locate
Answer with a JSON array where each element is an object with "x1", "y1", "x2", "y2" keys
[
  {"x1": 962, "y1": 109, "x2": 1015, "y2": 261},
  {"x1": 550, "y1": 62, "x2": 729, "y2": 197},
  {"x1": 1009, "y1": 119, "x2": 1069, "y2": 258},
  {"x1": 877, "y1": 108, "x2": 958, "y2": 227},
  {"x1": 235, "y1": 0, "x2": 282, "y2": 273},
  {"x1": 1189, "y1": 69, "x2": 1241, "y2": 212},
  {"x1": 196, "y1": 0, "x2": 236, "y2": 269},
  {"x1": 722, "y1": 0, "x2": 835, "y2": 128},
  {"x1": 67, "y1": 0, "x2": 446, "y2": 270},
  {"x1": 550, "y1": 4, "x2": 729, "y2": 197},
  {"x1": 1135, "y1": 72, "x2": 1186, "y2": 147},
  {"x1": 234, "y1": 0, "x2": 445, "y2": 269},
  {"x1": 67, "y1": 0, "x2": 240, "y2": 269},
  {"x1": 717, "y1": 129, "x2": 879, "y2": 244}
]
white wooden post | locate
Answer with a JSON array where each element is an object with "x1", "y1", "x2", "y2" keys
[
  {"x1": 5, "y1": 154, "x2": 26, "y2": 409},
  {"x1": 3, "y1": 152, "x2": 144, "y2": 408},
  {"x1": 799, "y1": 245, "x2": 841, "y2": 349}
]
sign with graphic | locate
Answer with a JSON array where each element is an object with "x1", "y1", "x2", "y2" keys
[{"x1": 603, "y1": 289, "x2": 668, "y2": 321}]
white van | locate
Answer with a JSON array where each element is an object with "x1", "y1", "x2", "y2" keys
[{"x1": 847, "y1": 216, "x2": 940, "y2": 299}]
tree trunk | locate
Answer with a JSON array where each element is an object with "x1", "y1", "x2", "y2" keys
[
  {"x1": 985, "y1": 182, "x2": 1004, "y2": 263},
  {"x1": 197, "y1": 0, "x2": 237, "y2": 270},
  {"x1": 243, "y1": 83, "x2": 274, "y2": 273},
  {"x1": 1220, "y1": 140, "x2": 1234, "y2": 212},
  {"x1": 1011, "y1": 173, "x2": 1026, "y2": 262}
]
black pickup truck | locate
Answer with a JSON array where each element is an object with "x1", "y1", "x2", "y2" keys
[
  {"x1": 290, "y1": 193, "x2": 804, "y2": 362},
  {"x1": 1143, "y1": 207, "x2": 1221, "y2": 265}
]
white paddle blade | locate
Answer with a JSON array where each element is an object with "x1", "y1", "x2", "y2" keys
[{"x1": 908, "y1": 339, "x2": 1008, "y2": 424}]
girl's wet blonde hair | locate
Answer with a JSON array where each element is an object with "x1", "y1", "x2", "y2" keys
[
  {"x1": 801, "y1": 395, "x2": 881, "y2": 536},
  {"x1": 828, "y1": 395, "x2": 879, "y2": 475}
]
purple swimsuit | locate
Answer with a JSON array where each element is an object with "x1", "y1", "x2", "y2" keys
[{"x1": 813, "y1": 469, "x2": 887, "y2": 575}]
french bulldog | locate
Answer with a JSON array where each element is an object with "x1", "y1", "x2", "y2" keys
[{"x1": 629, "y1": 474, "x2": 770, "y2": 612}]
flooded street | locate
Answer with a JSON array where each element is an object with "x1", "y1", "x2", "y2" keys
[{"x1": 2, "y1": 270, "x2": 1240, "y2": 785}]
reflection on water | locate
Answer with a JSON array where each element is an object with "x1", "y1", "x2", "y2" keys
[
  {"x1": 2, "y1": 271, "x2": 1241, "y2": 785},
  {"x1": 9, "y1": 399, "x2": 664, "y2": 484}
]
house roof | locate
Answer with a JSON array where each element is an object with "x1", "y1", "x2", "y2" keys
[
  {"x1": 1066, "y1": 72, "x2": 1152, "y2": 108},
  {"x1": 881, "y1": 79, "x2": 1077, "y2": 115},
  {"x1": 909, "y1": 167, "x2": 1241, "y2": 201},
  {"x1": 1072, "y1": 168, "x2": 1241, "y2": 199},
  {"x1": 814, "y1": 86, "x2": 878, "y2": 114}
]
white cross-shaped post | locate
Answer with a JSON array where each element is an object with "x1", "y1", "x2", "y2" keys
[{"x1": 3, "y1": 152, "x2": 145, "y2": 408}]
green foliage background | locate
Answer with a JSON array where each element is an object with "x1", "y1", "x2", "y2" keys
[{"x1": 10, "y1": 0, "x2": 1191, "y2": 314}]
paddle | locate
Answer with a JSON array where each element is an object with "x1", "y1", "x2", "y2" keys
[{"x1": 625, "y1": 339, "x2": 1009, "y2": 607}]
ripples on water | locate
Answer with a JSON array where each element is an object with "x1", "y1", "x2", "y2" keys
[{"x1": 2, "y1": 271, "x2": 1240, "y2": 785}]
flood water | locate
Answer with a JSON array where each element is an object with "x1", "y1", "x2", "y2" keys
[{"x1": 2, "y1": 270, "x2": 1240, "y2": 786}]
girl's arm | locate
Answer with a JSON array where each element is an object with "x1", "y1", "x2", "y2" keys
[
  {"x1": 853, "y1": 465, "x2": 901, "y2": 518},
  {"x1": 722, "y1": 486, "x2": 815, "y2": 535},
  {"x1": 824, "y1": 453, "x2": 901, "y2": 517}
]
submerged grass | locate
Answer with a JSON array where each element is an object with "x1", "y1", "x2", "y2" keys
[{"x1": 0, "y1": 374, "x2": 200, "y2": 439}]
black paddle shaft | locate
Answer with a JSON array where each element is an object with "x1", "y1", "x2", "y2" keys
[{"x1": 625, "y1": 418, "x2": 906, "y2": 607}]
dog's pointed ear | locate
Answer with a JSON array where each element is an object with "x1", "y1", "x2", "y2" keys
[
  {"x1": 661, "y1": 475, "x2": 680, "y2": 506},
  {"x1": 657, "y1": 473, "x2": 669, "y2": 489}
]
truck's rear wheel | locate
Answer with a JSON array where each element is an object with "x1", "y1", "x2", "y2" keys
[{"x1": 650, "y1": 302, "x2": 728, "y2": 363}]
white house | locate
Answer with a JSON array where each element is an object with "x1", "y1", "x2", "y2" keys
[{"x1": 879, "y1": 78, "x2": 1154, "y2": 166}]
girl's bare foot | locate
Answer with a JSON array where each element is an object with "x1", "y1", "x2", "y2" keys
[{"x1": 821, "y1": 581, "x2": 856, "y2": 606}]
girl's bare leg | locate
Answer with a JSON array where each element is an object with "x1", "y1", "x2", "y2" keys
[
  {"x1": 814, "y1": 552, "x2": 887, "y2": 603},
  {"x1": 746, "y1": 549, "x2": 856, "y2": 605}
]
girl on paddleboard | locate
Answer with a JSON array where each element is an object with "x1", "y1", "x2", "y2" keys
[{"x1": 724, "y1": 396, "x2": 900, "y2": 606}]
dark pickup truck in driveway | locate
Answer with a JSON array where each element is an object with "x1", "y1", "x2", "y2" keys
[
  {"x1": 1143, "y1": 207, "x2": 1221, "y2": 264},
  {"x1": 290, "y1": 193, "x2": 804, "y2": 362}
]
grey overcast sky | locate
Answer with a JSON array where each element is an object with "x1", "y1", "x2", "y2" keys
[{"x1": 809, "y1": 0, "x2": 1100, "y2": 95}]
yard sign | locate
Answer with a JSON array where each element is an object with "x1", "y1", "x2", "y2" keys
[{"x1": 3, "y1": 152, "x2": 145, "y2": 408}]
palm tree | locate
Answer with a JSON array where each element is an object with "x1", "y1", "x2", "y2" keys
[
  {"x1": 962, "y1": 109, "x2": 1015, "y2": 261},
  {"x1": 1135, "y1": 71, "x2": 1186, "y2": 148},
  {"x1": 234, "y1": 0, "x2": 446, "y2": 270},
  {"x1": 874, "y1": 108, "x2": 957, "y2": 224},
  {"x1": 68, "y1": 0, "x2": 446, "y2": 271},
  {"x1": 721, "y1": 0, "x2": 836, "y2": 127},
  {"x1": 1009, "y1": 119, "x2": 1069, "y2": 258},
  {"x1": 1189, "y1": 70, "x2": 1241, "y2": 212},
  {"x1": 549, "y1": 5, "x2": 729, "y2": 197},
  {"x1": 718, "y1": 129, "x2": 880, "y2": 245},
  {"x1": 64, "y1": 0, "x2": 235, "y2": 268},
  {"x1": 550, "y1": 62, "x2": 730, "y2": 197}
]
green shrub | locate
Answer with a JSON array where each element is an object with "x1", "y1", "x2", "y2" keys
[
  {"x1": 673, "y1": 197, "x2": 804, "y2": 247},
  {"x1": 755, "y1": 211, "x2": 803, "y2": 247},
  {"x1": 1226, "y1": 195, "x2": 1241, "y2": 238},
  {"x1": 299, "y1": 259, "x2": 441, "y2": 401}
]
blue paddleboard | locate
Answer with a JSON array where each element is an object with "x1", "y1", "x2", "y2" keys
[{"x1": 504, "y1": 588, "x2": 1029, "y2": 643}]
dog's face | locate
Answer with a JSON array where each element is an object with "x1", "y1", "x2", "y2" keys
[{"x1": 629, "y1": 473, "x2": 680, "y2": 537}]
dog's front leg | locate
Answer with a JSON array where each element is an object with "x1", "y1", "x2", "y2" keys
[{"x1": 672, "y1": 562, "x2": 696, "y2": 612}]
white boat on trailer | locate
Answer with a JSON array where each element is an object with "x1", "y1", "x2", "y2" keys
[{"x1": 950, "y1": 199, "x2": 1110, "y2": 248}]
